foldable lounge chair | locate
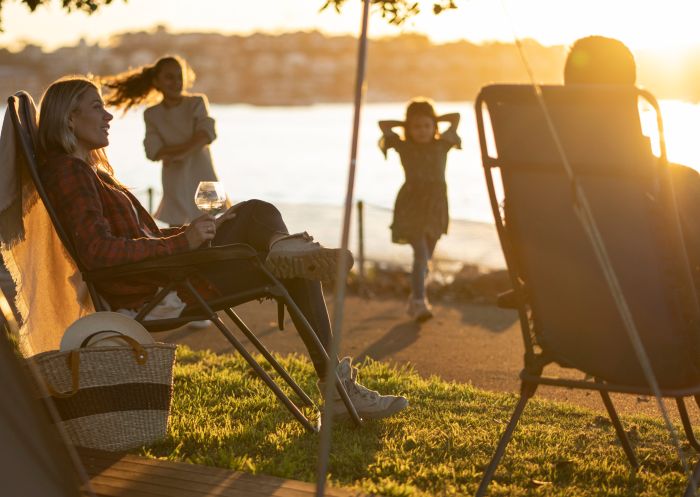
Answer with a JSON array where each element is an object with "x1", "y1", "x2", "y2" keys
[
  {"x1": 474, "y1": 84, "x2": 700, "y2": 496},
  {"x1": 8, "y1": 92, "x2": 362, "y2": 432}
]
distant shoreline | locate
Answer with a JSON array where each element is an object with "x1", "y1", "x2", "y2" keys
[{"x1": 8, "y1": 28, "x2": 700, "y2": 106}]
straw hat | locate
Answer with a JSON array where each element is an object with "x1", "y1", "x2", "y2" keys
[{"x1": 60, "y1": 312, "x2": 154, "y2": 351}]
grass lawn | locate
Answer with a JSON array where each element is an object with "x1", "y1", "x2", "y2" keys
[{"x1": 142, "y1": 346, "x2": 696, "y2": 496}]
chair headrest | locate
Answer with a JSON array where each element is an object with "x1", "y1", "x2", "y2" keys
[{"x1": 477, "y1": 84, "x2": 658, "y2": 176}]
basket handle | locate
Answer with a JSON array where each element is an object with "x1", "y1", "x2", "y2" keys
[
  {"x1": 85, "y1": 332, "x2": 149, "y2": 365},
  {"x1": 46, "y1": 333, "x2": 149, "y2": 398},
  {"x1": 46, "y1": 350, "x2": 81, "y2": 398}
]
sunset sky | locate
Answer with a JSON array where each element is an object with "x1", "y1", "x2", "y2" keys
[{"x1": 2, "y1": 0, "x2": 700, "y2": 51}]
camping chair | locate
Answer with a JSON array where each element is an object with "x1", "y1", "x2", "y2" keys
[
  {"x1": 8, "y1": 92, "x2": 362, "y2": 433},
  {"x1": 474, "y1": 84, "x2": 700, "y2": 496}
]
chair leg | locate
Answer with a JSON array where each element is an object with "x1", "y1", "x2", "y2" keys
[
  {"x1": 184, "y1": 281, "x2": 319, "y2": 433},
  {"x1": 134, "y1": 283, "x2": 177, "y2": 321},
  {"x1": 677, "y1": 398, "x2": 700, "y2": 452},
  {"x1": 264, "y1": 280, "x2": 364, "y2": 427},
  {"x1": 684, "y1": 458, "x2": 700, "y2": 497},
  {"x1": 476, "y1": 382, "x2": 536, "y2": 497},
  {"x1": 224, "y1": 307, "x2": 314, "y2": 406},
  {"x1": 600, "y1": 390, "x2": 639, "y2": 469},
  {"x1": 277, "y1": 300, "x2": 285, "y2": 330},
  {"x1": 212, "y1": 313, "x2": 319, "y2": 432}
]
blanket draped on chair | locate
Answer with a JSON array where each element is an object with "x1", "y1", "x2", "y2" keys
[{"x1": 0, "y1": 91, "x2": 93, "y2": 356}]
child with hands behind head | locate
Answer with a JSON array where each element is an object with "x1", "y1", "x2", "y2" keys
[{"x1": 379, "y1": 98, "x2": 461, "y2": 322}]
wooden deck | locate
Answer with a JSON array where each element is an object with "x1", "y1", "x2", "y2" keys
[{"x1": 77, "y1": 447, "x2": 368, "y2": 497}]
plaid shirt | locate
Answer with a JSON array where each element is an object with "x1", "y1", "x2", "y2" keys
[{"x1": 41, "y1": 154, "x2": 217, "y2": 311}]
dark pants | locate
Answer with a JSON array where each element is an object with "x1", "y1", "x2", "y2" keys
[{"x1": 200, "y1": 199, "x2": 333, "y2": 377}]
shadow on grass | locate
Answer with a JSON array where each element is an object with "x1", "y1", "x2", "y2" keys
[
  {"x1": 139, "y1": 347, "x2": 691, "y2": 497},
  {"x1": 145, "y1": 349, "x2": 384, "y2": 485}
]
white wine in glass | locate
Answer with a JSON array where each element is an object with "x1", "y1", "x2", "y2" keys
[
  {"x1": 194, "y1": 181, "x2": 227, "y2": 216},
  {"x1": 194, "y1": 181, "x2": 227, "y2": 247}
]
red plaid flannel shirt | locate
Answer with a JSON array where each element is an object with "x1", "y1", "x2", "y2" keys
[{"x1": 41, "y1": 154, "x2": 217, "y2": 311}]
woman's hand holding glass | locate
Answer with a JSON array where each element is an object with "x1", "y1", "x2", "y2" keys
[{"x1": 184, "y1": 215, "x2": 216, "y2": 249}]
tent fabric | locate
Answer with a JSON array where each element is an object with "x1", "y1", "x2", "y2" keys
[{"x1": 0, "y1": 289, "x2": 82, "y2": 497}]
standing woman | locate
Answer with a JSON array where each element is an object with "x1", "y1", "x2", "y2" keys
[{"x1": 102, "y1": 55, "x2": 221, "y2": 225}]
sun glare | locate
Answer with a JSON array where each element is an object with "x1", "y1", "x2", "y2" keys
[{"x1": 3, "y1": 0, "x2": 700, "y2": 52}]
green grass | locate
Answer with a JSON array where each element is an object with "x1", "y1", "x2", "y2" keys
[{"x1": 141, "y1": 346, "x2": 696, "y2": 496}]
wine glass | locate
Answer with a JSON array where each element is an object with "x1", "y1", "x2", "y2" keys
[{"x1": 194, "y1": 181, "x2": 227, "y2": 247}]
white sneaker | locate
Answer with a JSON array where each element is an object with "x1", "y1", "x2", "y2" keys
[
  {"x1": 187, "y1": 320, "x2": 211, "y2": 329},
  {"x1": 266, "y1": 232, "x2": 353, "y2": 282},
  {"x1": 407, "y1": 298, "x2": 433, "y2": 323},
  {"x1": 321, "y1": 357, "x2": 408, "y2": 421}
]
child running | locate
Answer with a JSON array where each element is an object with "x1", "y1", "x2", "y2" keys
[
  {"x1": 102, "y1": 55, "x2": 220, "y2": 226},
  {"x1": 379, "y1": 98, "x2": 460, "y2": 322}
]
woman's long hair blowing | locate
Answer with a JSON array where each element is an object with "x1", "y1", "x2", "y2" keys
[
  {"x1": 101, "y1": 55, "x2": 195, "y2": 112},
  {"x1": 38, "y1": 76, "x2": 113, "y2": 176}
]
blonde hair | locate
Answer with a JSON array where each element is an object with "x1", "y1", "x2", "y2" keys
[
  {"x1": 101, "y1": 55, "x2": 195, "y2": 112},
  {"x1": 38, "y1": 75, "x2": 113, "y2": 175}
]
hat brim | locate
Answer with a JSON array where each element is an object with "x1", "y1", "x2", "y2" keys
[{"x1": 60, "y1": 312, "x2": 154, "y2": 351}]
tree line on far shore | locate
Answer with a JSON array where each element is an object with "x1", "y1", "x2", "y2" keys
[{"x1": 3, "y1": 27, "x2": 700, "y2": 105}]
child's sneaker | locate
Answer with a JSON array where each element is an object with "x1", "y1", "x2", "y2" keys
[
  {"x1": 187, "y1": 320, "x2": 211, "y2": 329},
  {"x1": 407, "y1": 298, "x2": 433, "y2": 323},
  {"x1": 319, "y1": 357, "x2": 408, "y2": 421},
  {"x1": 265, "y1": 232, "x2": 353, "y2": 282}
]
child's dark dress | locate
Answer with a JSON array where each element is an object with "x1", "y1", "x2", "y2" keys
[{"x1": 380, "y1": 130, "x2": 461, "y2": 244}]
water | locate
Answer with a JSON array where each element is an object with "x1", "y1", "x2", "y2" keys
[
  {"x1": 111, "y1": 102, "x2": 494, "y2": 219},
  {"x1": 54, "y1": 100, "x2": 700, "y2": 270},
  {"x1": 107, "y1": 101, "x2": 504, "y2": 269}
]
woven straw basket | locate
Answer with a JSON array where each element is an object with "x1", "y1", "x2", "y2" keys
[{"x1": 30, "y1": 341, "x2": 176, "y2": 451}]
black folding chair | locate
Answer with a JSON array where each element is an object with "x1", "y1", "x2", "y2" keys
[
  {"x1": 475, "y1": 84, "x2": 700, "y2": 496},
  {"x1": 8, "y1": 92, "x2": 362, "y2": 432}
]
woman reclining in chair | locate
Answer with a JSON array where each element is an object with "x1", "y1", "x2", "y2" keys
[{"x1": 37, "y1": 75, "x2": 408, "y2": 421}]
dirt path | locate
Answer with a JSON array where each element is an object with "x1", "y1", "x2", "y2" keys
[{"x1": 158, "y1": 295, "x2": 699, "y2": 423}]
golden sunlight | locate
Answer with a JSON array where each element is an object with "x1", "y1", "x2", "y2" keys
[
  {"x1": 3, "y1": 0, "x2": 700, "y2": 52},
  {"x1": 660, "y1": 102, "x2": 700, "y2": 169}
]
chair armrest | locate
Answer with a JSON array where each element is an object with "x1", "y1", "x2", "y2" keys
[{"x1": 83, "y1": 243, "x2": 259, "y2": 282}]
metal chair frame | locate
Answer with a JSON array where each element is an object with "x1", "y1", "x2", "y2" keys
[
  {"x1": 474, "y1": 84, "x2": 700, "y2": 496},
  {"x1": 8, "y1": 93, "x2": 362, "y2": 432}
]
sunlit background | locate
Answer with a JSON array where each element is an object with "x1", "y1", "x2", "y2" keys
[
  {"x1": 3, "y1": 0, "x2": 700, "y2": 50},
  {"x1": 4, "y1": 0, "x2": 700, "y2": 269}
]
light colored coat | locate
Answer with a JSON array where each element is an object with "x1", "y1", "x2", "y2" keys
[{"x1": 144, "y1": 94, "x2": 219, "y2": 225}]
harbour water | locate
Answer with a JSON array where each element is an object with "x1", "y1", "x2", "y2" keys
[
  {"x1": 33, "y1": 99, "x2": 700, "y2": 270},
  {"x1": 108, "y1": 101, "x2": 506, "y2": 270}
]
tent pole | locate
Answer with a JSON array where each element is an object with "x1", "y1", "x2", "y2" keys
[{"x1": 316, "y1": 0, "x2": 371, "y2": 495}]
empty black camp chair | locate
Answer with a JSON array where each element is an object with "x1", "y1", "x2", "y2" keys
[
  {"x1": 8, "y1": 92, "x2": 362, "y2": 432},
  {"x1": 474, "y1": 84, "x2": 700, "y2": 496}
]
